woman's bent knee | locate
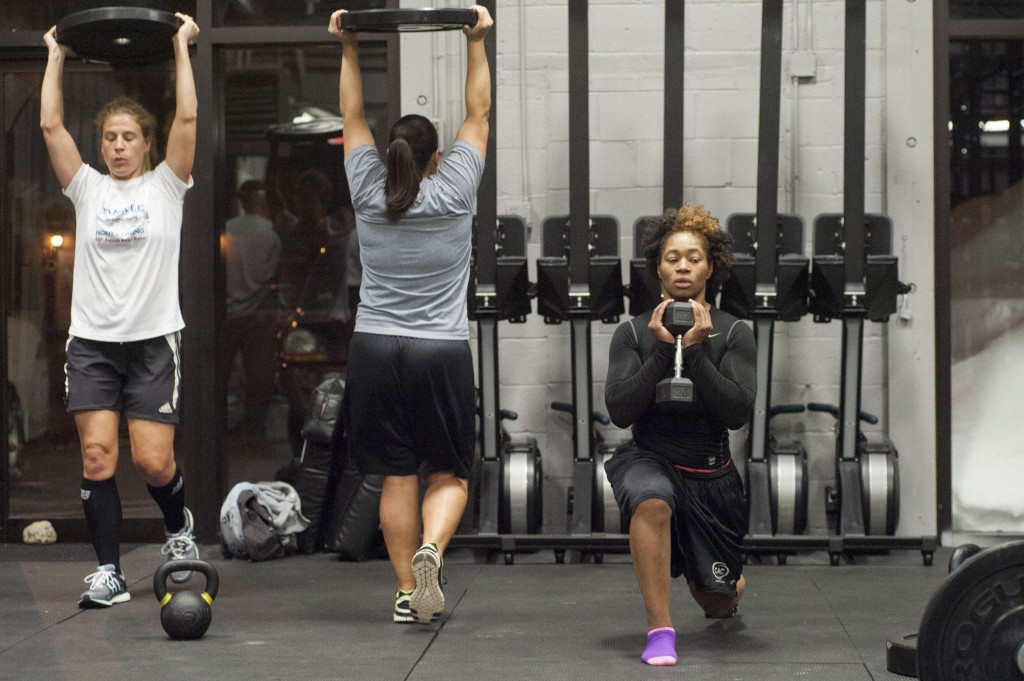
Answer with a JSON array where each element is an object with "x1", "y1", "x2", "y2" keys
[
  {"x1": 633, "y1": 498, "x2": 672, "y2": 524},
  {"x1": 703, "y1": 593, "x2": 740, "y2": 618},
  {"x1": 132, "y1": 453, "x2": 175, "y2": 485},
  {"x1": 81, "y1": 442, "x2": 116, "y2": 479}
]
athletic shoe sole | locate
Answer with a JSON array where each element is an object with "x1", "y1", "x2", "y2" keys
[
  {"x1": 394, "y1": 594, "x2": 416, "y2": 623},
  {"x1": 409, "y1": 550, "x2": 444, "y2": 624},
  {"x1": 394, "y1": 603, "x2": 440, "y2": 624},
  {"x1": 78, "y1": 591, "x2": 131, "y2": 609}
]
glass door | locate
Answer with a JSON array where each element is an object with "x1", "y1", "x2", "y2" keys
[
  {"x1": 217, "y1": 43, "x2": 391, "y2": 487},
  {"x1": 948, "y1": 39, "x2": 1024, "y2": 532}
]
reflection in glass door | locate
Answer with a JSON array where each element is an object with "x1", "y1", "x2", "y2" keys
[
  {"x1": 948, "y1": 40, "x2": 1024, "y2": 532},
  {"x1": 219, "y1": 44, "x2": 390, "y2": 489},
  {"x1": 4, "y1": 64, "x2": 176, "y2": 520}
]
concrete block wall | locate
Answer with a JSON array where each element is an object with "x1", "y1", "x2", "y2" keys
[{"x1": 401, "y1": 0, "x2": 936, "y2": 536}]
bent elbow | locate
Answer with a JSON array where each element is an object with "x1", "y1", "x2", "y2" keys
[
  {"x1": 724, "y1": 395, "x2": 756, "y2": 430},
  {"x1": 40, "y1": 119, "x2": 61, "y2": 137},
  {"x1": 467, "y1": 106, "x2": 490, "y2": 129},
  {"x1": 174, "y1": 111, "x2": 198, "y2": 127},
  {"x1": 725, "y1": 415, "x2": 750, "y2": 430},
  {"x1": 605, "y1": 405, "x2": 633, "y2": 429}
]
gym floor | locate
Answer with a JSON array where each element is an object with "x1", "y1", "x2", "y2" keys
[{"x1": 1, "y1": 542, "x2": 950, "y2": 680}]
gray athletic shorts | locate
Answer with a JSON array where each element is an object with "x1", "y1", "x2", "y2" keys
[
  {"x1": 65, "y1": 333, "x2": 182, "y2": 424},
  {"x1": 343, "y1": 332, "x2": 475, "y2": 478}
]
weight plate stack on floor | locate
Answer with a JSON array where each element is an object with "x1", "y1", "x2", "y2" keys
[
  {"x1": 886, "y1": 632, "x2": 918, "y2": 677},
  {"x1": 917, "y1": 540, "x2": 1024, "y2": 680},
  {"x1": 885, "y1": 542, "x2": 985, "y2": 677}
]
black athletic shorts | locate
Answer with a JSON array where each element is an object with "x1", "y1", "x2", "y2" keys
[
  {"x1": 343, "y1": 332, "x2": 475, "y2": 479},
  {"x1": 65, "y1": 333, "x2": 182, "y2": 424},
  {"x1": 605, "y1": 441, "x2": 748, "y2": 597}
]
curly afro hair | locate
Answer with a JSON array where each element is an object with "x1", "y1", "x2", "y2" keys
[{"x1": 639, "y1": 203, "x2": 734, "y2": 296}]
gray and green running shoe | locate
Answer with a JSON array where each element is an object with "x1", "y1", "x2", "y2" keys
[{"x1": 78, "y1": 564, "x2": 130, "y2": 608}]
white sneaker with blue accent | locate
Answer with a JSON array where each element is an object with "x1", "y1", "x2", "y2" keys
[
  {"x1": 161, "y1": 507, "x2": 199, "y2": 583},
  {"x1": 78, "y1": 564, "x2": 130, "y2": 608}
]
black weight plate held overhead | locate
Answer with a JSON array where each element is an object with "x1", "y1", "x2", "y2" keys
[
  {"x1": 56, "y1": 7, "x2": 181, "y2": 64},
  {"x1": 917, "y1": 540, "x2": 1024, "y2": 681},
  {"x1": 340, "y1": 8, "x2": 478, "y2": 33}
]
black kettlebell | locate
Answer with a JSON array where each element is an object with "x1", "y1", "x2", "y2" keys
[{"x1": 153, "y1": 559, "x2": 219, "y2": 640}]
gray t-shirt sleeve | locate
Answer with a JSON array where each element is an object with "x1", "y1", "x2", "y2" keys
[
  {"x1": 432, "y1": 141, "x2": 485, "y2": 214},
  {"x1": 344, "y1": 145, "x2": 386, "y2": 213}
]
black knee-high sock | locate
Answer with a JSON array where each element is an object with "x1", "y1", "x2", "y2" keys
[
  {"x1": 81, "y1": 477, "x2": 121, "y2": 570},
  {"x1": 148, "y1": 470, "x2": 186, "y2": 534}
]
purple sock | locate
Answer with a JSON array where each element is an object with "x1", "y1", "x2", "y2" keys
[{"x1": 641, "y1": 627, "x2": 677, "y2": 666}]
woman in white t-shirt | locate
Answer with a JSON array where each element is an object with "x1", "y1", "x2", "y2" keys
[{"x1": 40, "y1": 13, "x2": 201, "y2": 608}]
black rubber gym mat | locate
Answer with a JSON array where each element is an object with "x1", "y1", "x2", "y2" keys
[{"x1": 0, "y1": 545, "x2": 953, "y2": 680}]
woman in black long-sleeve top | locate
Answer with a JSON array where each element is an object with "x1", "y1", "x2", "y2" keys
[{"x1": 604, "y1": 203, "x2": 756, "y2": 666}]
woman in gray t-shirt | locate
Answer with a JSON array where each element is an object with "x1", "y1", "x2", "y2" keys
[{"x1": 328, "y1": 6, "x2": 493, "y2": 626}]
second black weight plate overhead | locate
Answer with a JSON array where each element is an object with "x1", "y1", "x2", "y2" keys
[
  {"x1": 56, "y1": 7, "x2": 181, "y2": 64},
  {"x1": 339, "y1": 8, "x2": 477, "y2": 33}
]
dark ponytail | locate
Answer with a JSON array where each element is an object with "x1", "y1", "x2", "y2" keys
[
  {"x1": 385, "y1": 138, "x2": 420, "y2": 221},
  {"x1": 384, "y1": 114, "x2": 439, "y2": 221}
]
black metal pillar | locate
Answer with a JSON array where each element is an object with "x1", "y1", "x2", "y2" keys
[
  {"x1": 838, "y1": 0, "x2": 868, "y2": 536},
  {"x1": 474, "y1": 0, "x2": 501, "y2": 535},
  {"x1": 663, "y1": 0, "x2": 685, "y2": 209},
  {"x1": 0, "y1": 70, "x2": 8, "y2": 527},
  {"x1": 567, "y1": 0, "x2": 594, "y2": 535},
  {"x1": 178, "y1": 0, "x2": 223, "y2": 541},
  {"x1": 747, "y1": 317, "x2": 775, "y2": 536},
  {"x1": 745, "y1": 0, "x2": 785, "y2": 537}
]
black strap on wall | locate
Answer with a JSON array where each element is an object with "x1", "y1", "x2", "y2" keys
[
  {"x1": 568, "y1": 0, "x2": 591, "y2": 301},
  {"x1": 843, "y1": 0, "x2": 867, "y2": 289},
  {"x1": 663, "y1": 0, "x2": 684, "y2": 209},
  {"x1": 755, "y1": 0, "x2": 784, "y2": 300}
]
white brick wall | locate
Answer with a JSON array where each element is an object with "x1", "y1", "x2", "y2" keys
[{"x1": 401, "y1": 0, "x2": 936, "y2": 535}]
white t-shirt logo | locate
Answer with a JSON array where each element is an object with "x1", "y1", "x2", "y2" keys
[
  {"x1": 63, "y1": 161, "x2": 191, "y2": 341},
  {"x1": 96, "y1": 203, "x2": 149, "y2": 245}
]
